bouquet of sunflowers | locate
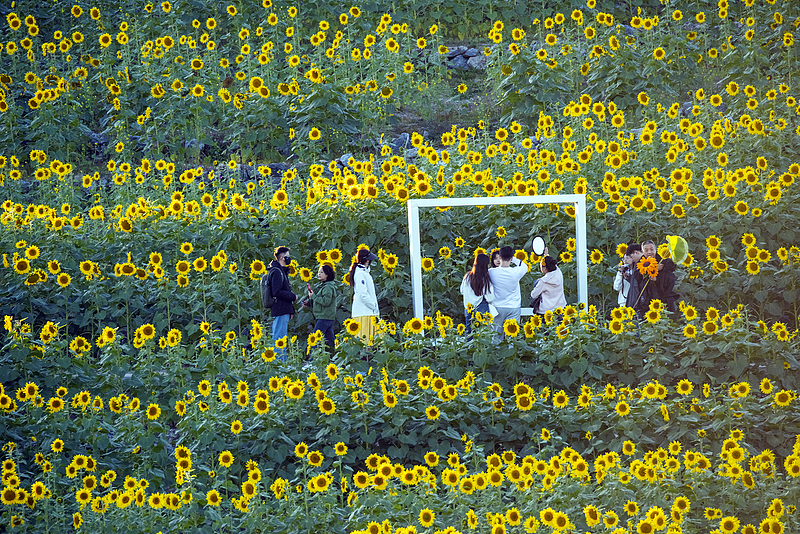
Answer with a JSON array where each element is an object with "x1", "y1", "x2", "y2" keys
[{"x1": 637, "y1": 256, "x2": 660, "y2": 279}]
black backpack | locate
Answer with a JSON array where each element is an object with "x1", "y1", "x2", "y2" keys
[{"x1": 260, "y1": 266, "x2": 282, "y2": 310}]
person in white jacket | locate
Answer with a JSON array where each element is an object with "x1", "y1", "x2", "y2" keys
[
  {"x1": 459, "y1": 253, "x2": 496, "y2": 334},
  {"x1": 349, "y1": 248, "x2": 379, "y2": 345},
  {"x1": 530, "y1": 256, "x2": 566, "y2": 314},
  {"x1": 488, "y1": 246, "x2": 528, "y2": 339},
  {"x1": 613, "y1": 253, "x2": 633, "y2": 308}
]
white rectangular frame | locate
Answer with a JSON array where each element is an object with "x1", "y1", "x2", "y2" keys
[{"x1": 407, "y1": 194, "x2": 588, "y2": 319}]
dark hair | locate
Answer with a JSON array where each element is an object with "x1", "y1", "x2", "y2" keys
[
  {"x1": 320, "y1": 264, "x2": 335, "y2": 282},
  {"x1": 348, "y1": 248, "x2": 373, "y2": 287},
  {"x1": 466, "y1": 253, "x2": 492, "y2": 296},
  {"x1": 491, "y1": 250, "x2": 501, "y2": 264},
  {"x1": 500, "y1": 246, "x2": 514, "y2": 262},
  {"x1": 543, "y1": 256, "x2": 558, "y2": 273},
  {"x1": 627, "y1": 243, "x2": 642, "y2": 254},
  {"x1": 274, "y1": 246, "x2": 290, "y2": 259}
]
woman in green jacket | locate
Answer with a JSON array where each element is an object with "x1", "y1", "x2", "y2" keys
[{"x1": 303, "y1": 264, "x2": 337, "y2": 353}]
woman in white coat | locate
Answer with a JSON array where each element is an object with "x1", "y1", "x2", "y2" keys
[
  {"x1": 349, "y1": 248, "x2": 379, "y2": 345},
  {"x1": 530, "y1": 256, "x2": 566, "y2": 314}
]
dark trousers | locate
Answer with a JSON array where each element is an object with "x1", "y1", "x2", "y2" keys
[{"x1": 314, "y1": 319, "x2": 336, "y2": 353}]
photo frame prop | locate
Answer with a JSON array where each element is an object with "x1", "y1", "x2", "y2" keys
[{"x1": 407, "y1": 194, "x2": 588, "y2": 319}]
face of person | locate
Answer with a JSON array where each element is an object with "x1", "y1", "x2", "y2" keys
[
  {"x1": 492, "y1": 255, "x2": 501, "y2": 267},
  {"x1": 279, "y1": 252, "x2": 291, "y2": 265},
  {"x1": 629, "y1": 250, "x2": 643, "y2": 263},
  {"x1": 623, "y1": 254, "x2": 632, "y2": 266},
  {"x1": 643, "y1": 243, "x2": 657, "y2": 258},
  {"x1": 317, "y1": 267, "x2": 326, "y2": 281}
]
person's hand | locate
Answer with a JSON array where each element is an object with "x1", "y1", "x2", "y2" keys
[
  {"x1": 649, "y1": 274, "x2": 657, "y2": 281},
  {"x1": 290, "y1": 314, "x2": 294, "y2": 320},
  {"x1": 544, "y1": 246, "x2": 549, "y2": 257},
  {"x1": 308, "y1": 289, "x2": 314, "y2": 297},
  {"x1": 657, "y1": 263, "x2": 664, "y2": 271}
]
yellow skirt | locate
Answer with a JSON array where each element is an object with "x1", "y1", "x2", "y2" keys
[{"x1": 352, "y1": 315, "x2": 377, "y2": 346}]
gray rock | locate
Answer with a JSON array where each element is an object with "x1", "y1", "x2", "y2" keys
[
  {"x1": 447, "y1": 45, "x2": 468, "y2": 59},
  {"x1": 467, "y1": 55, "x2": 487, "y2": 70},
  {"x1": 391, "y1": 132, "x2": 410, "y2": 150},
  {"x1": 516, "y1": 137, "x2": 541, "y2": 151},
  {"x1": 464, "y1": 48, "x2": 478, "y2": 58},
  {"x1": 680, "y1": 101, "x2": 694, "y2": 117},
  {"x1": 88, "y1": 131, "x2": 109, "y2": 145},
  {"x1": 405, "y1": 148, "x2": 419, "y2": 159},
  {"x1": 448, "y1": 55, "x2": 468, "y2": 69},
  {"x1": 339, "y1": 153, "x2": 354, "y2": 167},
  {"x1": 183, "y1": 138, "x2": 205, "y2": 150}
]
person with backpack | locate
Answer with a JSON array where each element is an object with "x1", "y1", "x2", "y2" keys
[
  {"x1": 264, "y1": 246, "x2": 297, "y2": 359},
  {"x1": 349, "y1": 248, "x2": 379, "y2": 345},
  {"x1": 301, "y1": 264, "x2": 337, "y2": 353}
]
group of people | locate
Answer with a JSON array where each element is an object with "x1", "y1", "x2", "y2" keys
[
  {"x1": 266, "y1": 246, "x2": 380, "y2": 358},
  {"x1": 613, "y1": 240, "x2": 679, "y2": 316},
  {"x1": 264, "y1": 238, "x2": 675, "y2": 355},
  {"x1": 459, "y1": 245, "x2": 566, "y2": 340}
]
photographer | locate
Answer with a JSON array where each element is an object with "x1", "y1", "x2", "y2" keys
[
  {"x1": 613, "y1": 251, "x2": 633, "y2": 308},
  {"x1": 624, "y1": 244, "x2": 643, "y2": 311}
]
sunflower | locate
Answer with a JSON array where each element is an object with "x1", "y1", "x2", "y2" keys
[
  {"x1": 552, "y1": 390, "x2": 569, "y2": 408},
  {"x1": 503, "y1": 319, "x2": 519, "y2": 337},
  {"x1": 193, "y1": 257, "x2": 207, "y2": 272},
  {"x1": 317, "y1": 397, "x2": 335, "y2": 415},
  {"x1": 774, "y1": 390, "x2": 792, "y2": 407},
  {"x1": 515, "y1": 394, "x2": 534, "y2": 411},
  {"x1": 218, "y1": 450, "x2": 234, "y2": 467},
  {"x1": 703, "y1": 320, "x2": 718, "y2": 335},
  {"x1": 345, "y1": 320, "x2": 360, "y2": 336},
  {"x1": 146, "y1": 403, "x2": 161, "y2": 420},
  {"x1": 615, "y1": 401, "x2": 630, "y2": 416},
  {"x1": 760, "y1": 378, "x2": 773, "y2": 394},
  {"x1": 205, "y1": 489, "x2": 221, "y2": 506},
  {"x1": 425, "y1": 405, "x2": 440, "y2": 420},
  {"x1": 307, "y1": 450, "x2": 324, "y2": 467}
]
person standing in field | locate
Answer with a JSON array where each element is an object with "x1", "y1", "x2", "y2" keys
[
  {"x1": 268, "y1": 246, "x2": 298, "y2": 359},
  {"x1": 459, "y1": 253, "x2": 496, "y2": 334},
  {"x1": 303, "y1": 264, "x2": 337, "y2": 353},
  {"x1": 488, "y1": 245, "x2": 528, "y2": 340},
  {"x1": 349, "y1": 248, "x2": 380, "y2": 345}
]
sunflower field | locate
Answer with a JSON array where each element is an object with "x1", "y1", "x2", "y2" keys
[{"x1": 2, "y1": 0, "x2": 800, "y2": 532}]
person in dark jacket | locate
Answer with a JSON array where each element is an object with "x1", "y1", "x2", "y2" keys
[
  {"x1": 268, "y1": 246, "x2": 297, "y2": 359},
  {"x1": 302, "y1": 264, "x2": 337, "y2": 353},
  {"x1": 633, "y1": 240, "x2": 678, "y2": 315}
]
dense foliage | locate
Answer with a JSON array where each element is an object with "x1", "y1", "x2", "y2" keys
[{"x1": 1, "y1": 0, "x2": 800, "y2": 532}]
